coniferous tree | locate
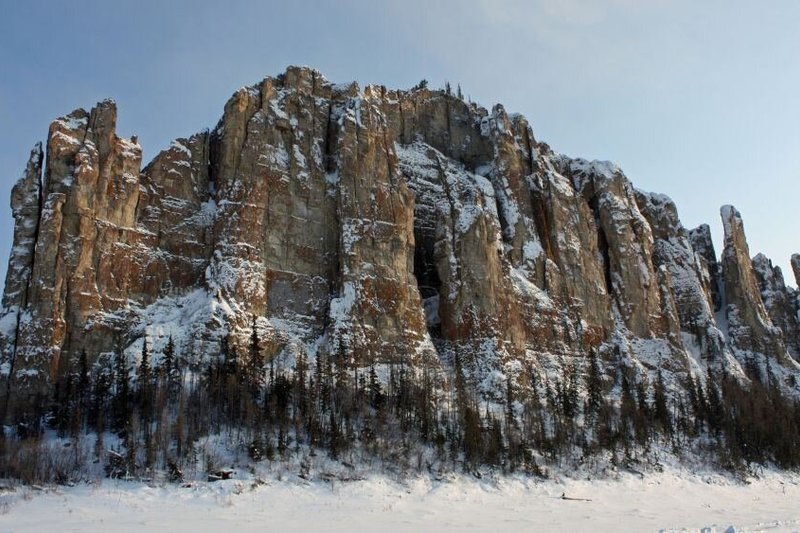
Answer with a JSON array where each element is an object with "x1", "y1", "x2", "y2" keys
[
  {"x1": 162, "y1": 334, "x2": 178, "y2": 399},
  {"x1": 139, "y1": 341, "x2": 151, "y2": 395},
  {"x1": 368, "y1": 363, "x2": 383, "y2": 410},
  {"x1": 64, "y1": 354, "x2": 81, "y2": 437},
  {"x1": 78, "y1": 348, "x2": 90, "y2": 413},
  {"x1": 112, "y1": 343, "x2": 131, "y2": 433},
  {"x1": 586, "y1": 348, "x2": 604, "y2": 419},
  {"x1": 138, "y1": 339, "x2": 154, "y2": 435},
  {"x1": 51, "y1": 354, "x2": 74, "y2": 436},
  {"x1": 222, "y1": 333, "x2": 237, "y2": 377},
  {"x1": 294, "y1": 349, "x2": 308, "y2": 420},
  {"x1": 311, "y1": 354, "x2": 327, "y2": 446},
  {"x1": 485, "y1": 414, "x2": 504, "y2": 466},
  {"x1": 705, "y1": 368, "x2": 724, "y2": 437},
  {"x1": 653, "y1": 371, "x2": 672, "y2": 436},
  {"x1": 453, "y1": 351, "x2": 468, "y2": 412},
  {"x1": 556, "y1": 362, "x2": 579, "y2": 419},
  {"x1": 505, "y1": 374, "x2": 517, "y2": 430},
  {"x1": 684, "y1": 372, "x2": 705, "y2": 435},
  {"x1": 619, "y1": 372, "x2": 637, "y2": 450},
  {"x1": 91, "y1": 360, "x2": 110, "y2": 433},
  {"x1": 248, "y1": 316, "x2": 264, "y2": 397},
  {"x1": 633, "y1": 377, "x2": 651, "y2": 446}
]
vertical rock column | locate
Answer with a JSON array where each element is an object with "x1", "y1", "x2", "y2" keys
[
  {"x1": 751, "y1": 254, "x2": 800, "y2": 359},
  {"x1": 327, "y1": 86, "x2": 432, "y2": 364},
  {"x1": 533, "y1": 154, "x2": 613, "y2": 344},
  {"x1": 688, "y1": 224, "x2": 723, "y2": 315},
  {"x1": 206, "y1": 69, "x2": 340, "y2": 357},
  {"x1": 635, "y1": 192, "x2": 729, "y2": 366},
  {"x1": 720, "y1": 205, "x2": 788, "y2": 362},
  {"x1": 0, "y1": 144, "x2": 43, "y2": 415},
  {"x1": 6, "y1": 101, "x2": 144, "y2": 412},
  {"x1": 2, "y1": 144, "x2": 43, "y2": 312}
]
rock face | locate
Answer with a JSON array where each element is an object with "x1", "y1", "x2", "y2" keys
[
  {"x1": 752, "y1": 254, "x2": 800, "y2": 360},
  {"x1": 1, "y1": 102, "x2": 147, "y2": 412},
  {"x1": 2, "y1": 67, "x2": 799, "y2": 419},
  {"x1": 720, "y1": 206, "x2": 790, "y2": 365}
]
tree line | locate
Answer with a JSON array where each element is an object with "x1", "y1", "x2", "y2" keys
[{"x1": 2, "y1": 323, "x2": 799, "y2": 484}]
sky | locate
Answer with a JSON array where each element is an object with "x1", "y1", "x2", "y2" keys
[{"x1": 0, "y1": 0, "x2": 797, "y2": 287}]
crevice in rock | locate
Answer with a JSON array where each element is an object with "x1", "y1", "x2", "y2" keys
[
  {"x1": 323, "y1": 101, "x2": 337, "y2": 174},
  {"x1": 3, "y1": 143, "x2": 46, "y2": 421},
  {"x1": 596, "y1": 218, "x2": 613, "y2": 297},
  {"x1": 398, "y1": 95, "x2": 407, "y2": 145},
  {"x1": 492, "y1": 190, "x2": 510, "y2": 246},
  {"x1": 324, "y1": 100, "x2": 344, "y2": 328},
  {"x1": 523, "y1": 126, "x2": 536, "y2": 176},
  {"x1": 26, "y1": 144, "x2": 46, "y2": 309},
  {"x1": 412, "y1": 222, "x2": 442, "y2": 339},
  {"x1": 529, "y1": 183, "x2": 555, "y2": 264}
]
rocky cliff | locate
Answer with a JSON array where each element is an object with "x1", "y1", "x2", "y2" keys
[{"x1": 2, "y1": 66, "x2": 799, "y2": 419}]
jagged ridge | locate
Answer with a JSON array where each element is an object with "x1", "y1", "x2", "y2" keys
[{"x1": 1, "y1": 66, "x2": 799, "y2": 420}]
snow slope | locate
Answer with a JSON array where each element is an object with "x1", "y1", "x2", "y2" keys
[{"x1": 2, "y1": 468, "x2": 799, "y2": 532}]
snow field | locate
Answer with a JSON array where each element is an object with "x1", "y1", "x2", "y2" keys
[{"x1": 2, "y1": 466, "x2": 799, "y2": 532}]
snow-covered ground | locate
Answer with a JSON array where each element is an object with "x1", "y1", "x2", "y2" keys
[{"x1": 2, "y1": 467, "x2": 800, "y2": 532}]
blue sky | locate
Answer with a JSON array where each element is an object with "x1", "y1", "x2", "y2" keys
[{"x1": 1, "y1": 0, "x2": 798, "y2": 286}]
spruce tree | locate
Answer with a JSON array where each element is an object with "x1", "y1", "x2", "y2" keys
[
  {"x1": 78, "y1": 348, "x2": 90, "y2": 412},
  {"x1": 162, "y1": 334, "x2": 177, "y2": 398},
  {"x1": 222, "y1": 333, "x2": 237, "y2": 377},
  {"x1": 586, "y1": 348, "x2": 604, "y2": 418},
  {"x1": 113, "y1": 343, "x2": 131, "y2": 434},
  {"x1": 139, "y1": 340, "x2": 151, "y2": 395},
  {"x1": 369, "y1": 363, "x2": 383, "y2": 409},
  {"x1": 619, "y1": 372, "x2": 637, "y2": 449},
  {"x1": 248, "y1": 315, "x2": 264, "y2": 396},
  {"x1": 139, "y1": 340, "x2": 153, "y2": 427},
  {"x1": 653, "y1": 371, "x2": 671, "y2": 436},
  {"x1": 505, "y1": 374, "x2": 517, "y2": 430}
]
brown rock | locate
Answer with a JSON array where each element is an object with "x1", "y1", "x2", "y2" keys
[
  {"x1": 2, "y1": 101, "x2": 147, "y2": 409},
  {"x1": 3, "y1": 67, "x2": 799, "y2": 418},
  {"x1": 720, "y1": 206, "x2": 788, "y2": 362},
  {"x1": 752, "y1": 253, "x2": 800, "y2": 359},
  {"x1": 2, "y1": 143, "x2": 42, "y2": 311},
  {"x1": 688, "y1": 224, "x2": 722, "y2": 314}
]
